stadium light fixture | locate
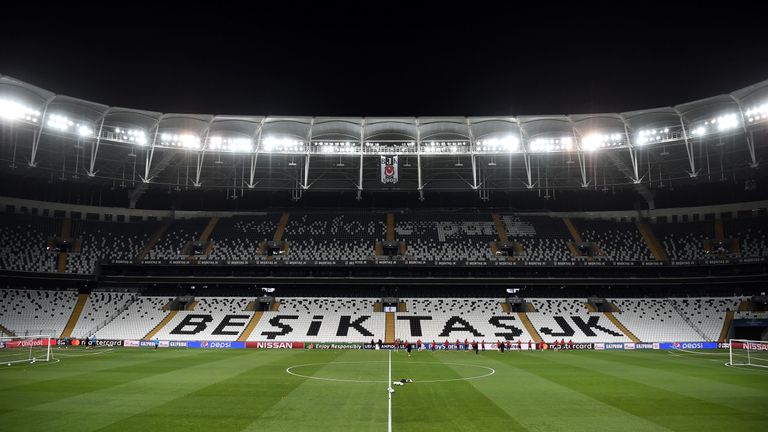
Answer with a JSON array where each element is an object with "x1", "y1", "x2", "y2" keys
[
  {"x1": 115, "y1": 127, "x2": 148, "y2": 145},
  {"x1": 262, "y1": 136, "x2": 304, "y2": 152},
  {"x1": 745, "y1": 103, "x2": 767, "y2": 123},
  {"x1": 77, "y1": 125, "x2": 93, "y2": 137},
  {"x1": 690, "y1": 113, "x2": 739, "y2": 137},
  {"x1": 421, "y1": 141, "x2": 469, "y2": 153},
  {"x1": 209, "y1": 136, "x2": 253, "y2": 153},
  {"x1": 0, "y1": 99, "x2": 40, "y2": 123},
  {"x1": 160, "y1": 132, "x2": 201, "y2": 150},
  {"x1": 529, "y1": 137, "x2": 572, "y2": 153},
  {"x1": 313, "y1": 141, "x2": 358, "y2": 154},
  {"x1": 581, "y1": 133, "x2": 623, "y2": 151},
  {"x1": 635, "y1": 128, "x2": 670, "y2": 145},
  {"x1": 477, "y1": 136, "x2": 519, "y2": 153},
  {"x1": 46, "y1": 113, "x2": 95, "y2": 138},
  {"x1": 47, "y1": 113, "x2": 74, "y2": 132}
]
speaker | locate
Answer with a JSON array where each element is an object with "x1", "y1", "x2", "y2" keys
[
  {"x1": 577, "y1": 242, "x2": 591, "y2": 256},
  {"x1": 498, "y1": 241, "x2": 515, "y2": 252},
  {"x1": 382, "y1": 241, "x2": 400, "y2": 256},
  {"x1": 266, "y1": 241, "x2": 284, "y2": 256}
]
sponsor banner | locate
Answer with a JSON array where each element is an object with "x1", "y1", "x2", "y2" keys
[
  {"x1": 123, "y1": 339, "x2": 140, "y2": 347},
  {"x1": 718, "y1": 342, "x2": 731, "y2": 349},
  {"x1": 594, "y1": 343, "x2": 605, "y2": 351},
  {"x1": 658, "y1": 342, "x2": 719, "y2": 350},
  {"x1": 169, "y1": 341, "x2": 189, "y2": 348},
  {"x1": 635, "y1": 343, "x2": 655, "y2": 350},
  {"x1": 375, "y1": 344, "x2": 399, "y2": 350},
  {"x1": 624, "y1": 343, "x2": 635, "y2": 350},
  {"x1": 604, "y1": 343, "x2": 625, "y2": 350},
  {"x1": 245, "y1": 341, "x2": 303, "y2": 349},
  {"x1": 731, "y1": 341, "x2": 768, "y2": 351},
  {"x1": 112, "y1": 256, "x2": 768, "y2": 268},
  {"x1": 94, "y1": 339, "x2": 123, "y2": 347},
  {"x1": 139, "y1": 340, "x2": 170, "y2": 348},
  {"x1": 2, "y1": 338, "x2": 56, "y2": 349},
  {"x1": 187, "y1": 341, "x2": 245, "y2": 349},
  {"x1": 305, "y1": 342, "x2": 363, "y2": 350},
  {"x1": 552, "y1": 343, "x2": 594, "y2": 350}
]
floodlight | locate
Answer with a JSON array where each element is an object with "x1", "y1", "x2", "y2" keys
[
  {"x1": 77, "y1": 125, "x2": 93, "y2": 137},
  {"x1": 47, "y1": 114, "x2": 74, "y2": 131},
  {"x1": 745, "y1": 102, "x2": 767, "y2": 123},
  {"x1": 0, "y1": 99, "x2": 40, "y2": 122},
  {"x1": 582, "y1": 133, "x2": 622, "y2": 151}
]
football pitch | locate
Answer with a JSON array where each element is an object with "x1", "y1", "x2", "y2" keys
[{"x1": 1, "y1": 347, "x2": 766, "y2": 431}]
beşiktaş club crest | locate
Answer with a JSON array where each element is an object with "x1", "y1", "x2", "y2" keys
[{"x1": 381, "y1": 155, "x2": 398, "y2": 184}]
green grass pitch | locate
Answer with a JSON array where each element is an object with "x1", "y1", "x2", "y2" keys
[{"x1": 1, "y1": 347, "x2": 766, "y2": 431}]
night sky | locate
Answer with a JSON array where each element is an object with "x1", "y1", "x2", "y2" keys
[{"x1": 1, "y1": 3, "x2": 766, "y2": 117}]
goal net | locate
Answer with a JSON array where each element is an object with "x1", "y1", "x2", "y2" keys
[
  {"x1": 728, "y1": 339, "x2": 768, "y2": 368},
  {"x1": 0, "y1": 335, "x2": 54, "y2": 365}
]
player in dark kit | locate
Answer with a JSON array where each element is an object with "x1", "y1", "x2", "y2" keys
[{"x1": 406, "y1": 341, "x2": 412, "y2": 357}]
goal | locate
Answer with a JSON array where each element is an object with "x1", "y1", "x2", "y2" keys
[
  {"x1": 728, "y1": 339, "x2": 768, "y2": 368},
  {"x1": 0, "y1": 335, "x2": 54, "y2": 365}
]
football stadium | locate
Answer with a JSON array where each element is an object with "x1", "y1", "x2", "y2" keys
[{"x1": 1, "y1": 6, "x2": 768, "y2": 432}]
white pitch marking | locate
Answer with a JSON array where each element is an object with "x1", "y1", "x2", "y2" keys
[
  {"x1": 388, "y1": 349, "x2": 392, "y2": 432},
  {"x1": 285, "y1": 360, "x2": 496, "y2": 383},
  {"x1": 54, "y1": 348, "x2": 114, "y2": 357}
]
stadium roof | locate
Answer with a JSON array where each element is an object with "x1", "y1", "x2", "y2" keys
[
  {"x1": 1, "y1": 75, "x2": 767, "y2": 207},
  {"x1": 3, "y1": 75, "x2": 767, "y2": 142}
]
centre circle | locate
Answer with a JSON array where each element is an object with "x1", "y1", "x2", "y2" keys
[{"x1": 285, "y1": 360, "x2": 495, "y2": 383}]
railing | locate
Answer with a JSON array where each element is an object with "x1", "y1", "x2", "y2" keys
[
  {"x1": 86, "y1": 294, "x2": 140, "y2": 337},
  {"x1": 668, "y1": 299, "x2": 710, "y2": 341}
]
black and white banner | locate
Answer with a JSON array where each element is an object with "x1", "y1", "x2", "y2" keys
[
  {"x1": 381, "y1": 155, "x2": 398, "y2": 184},
  {"x1": 112, "y1": 256, "x2": 767, "y2": 268}
]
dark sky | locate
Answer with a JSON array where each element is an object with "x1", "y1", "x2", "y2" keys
[{"x1": 1, "y1": 3, "x2": 766, "y2": 117}]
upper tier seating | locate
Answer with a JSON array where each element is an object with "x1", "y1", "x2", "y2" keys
[
  {"x1": 502, "y1": 215, "x2": 572, "y2": 261},
  {"x1": 0, "y1": 214, "x2": 60, "y2": 272},
  {"x1": 67, "y1": 219, "x2": 160, "y2": 273},
  {"x1": 395, "y1": 213, "x2": 496, "y2": 261},
  {"x1": 725, "y1": 215, "x2": 768, "y2": 258},
  {"x1": 148, "y1": 219, "x2": 210, "y2": 260},
  {"x1": 282, "y1": 213, "x2": 384, "y2": 261},
  {"x1": 652, "y1": 220, "x2": 713, "y2": 260},
  {"x1": 208, "y1": 215, "x2": 279, "y2": 260},
  {"x1": 577, "y1": 219, "x2": 654, "y2": 261}
]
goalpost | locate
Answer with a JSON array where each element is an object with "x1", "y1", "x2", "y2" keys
[
  {"x1": 728, "y1": 339, "x2": 768, "y2": 368},
  {"x1": 0, "y1": 335, "x2": 54, "y2": 365}
]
